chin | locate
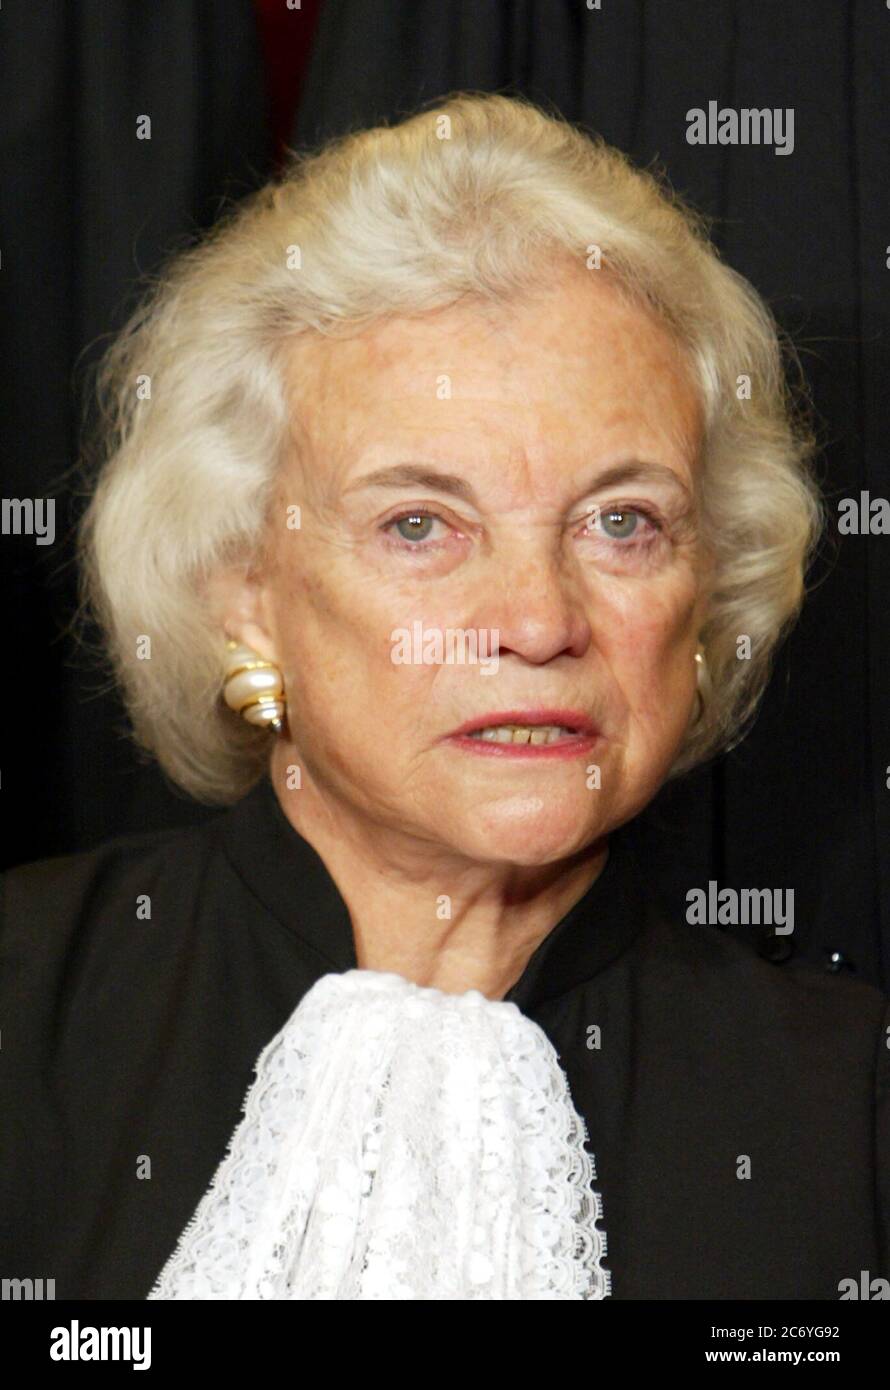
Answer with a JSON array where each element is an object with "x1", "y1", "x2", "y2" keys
[{"x1": 458, "y1": 799, "x2": 602, "y2": 865}]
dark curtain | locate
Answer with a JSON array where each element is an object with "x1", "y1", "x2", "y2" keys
[
  {"x1": 2, "y1": 1, "x2": 887, "y2": 991},
  {"x1": 0, "y1": 1, "x2": 273, "y2": 864}
]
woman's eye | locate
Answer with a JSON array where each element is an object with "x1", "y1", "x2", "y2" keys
[
  {"x1": 584, "y1": 506, "x2": 661, "y2": 546},
  {"x1": 384, "y1": 511, "x2": 447, "y2": 546}
]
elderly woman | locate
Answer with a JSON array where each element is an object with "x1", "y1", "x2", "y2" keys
[{"x1": 1, "y1": 93, "x2": 887, "y2": 1302}]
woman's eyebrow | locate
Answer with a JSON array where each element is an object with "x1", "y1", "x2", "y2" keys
[
  {"x1": 345, "y1": 459, "x2": 692, "y2": 503},
  {"x1": 344, "y1": 464, "x2": 477, "y2": 501},
  {"x1": 580, "y1": 460, "x2": 692, "y2": 499}
]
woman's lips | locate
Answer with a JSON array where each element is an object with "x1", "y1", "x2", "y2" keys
[
  {"x1": 444, "y1": 731, "x2": 599, "y2": 759},
  {"x1": 442, "y1": 708, "x2": 600, "y2": 758}
]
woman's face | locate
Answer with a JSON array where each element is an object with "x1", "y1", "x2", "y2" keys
[{"x1": 251, "y1": 261, "x2": 710, "y2": 864}]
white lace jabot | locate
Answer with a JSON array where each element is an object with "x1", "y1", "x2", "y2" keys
[{"x1": 148, "y1": 969, "x2": 611, "y2": 1300}]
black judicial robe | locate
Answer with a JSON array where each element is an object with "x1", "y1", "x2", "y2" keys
[{"x1": 1, "y1": 774, "x2": 888, "y2": 1301}]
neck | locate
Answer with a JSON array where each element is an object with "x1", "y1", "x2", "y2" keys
[{"x1": 268, "y1": 742, "x2": 609, "y2": 1000}]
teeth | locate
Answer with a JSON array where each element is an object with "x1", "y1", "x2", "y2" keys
[{"x1": 469, "y1": 724, "x2": 577, "y2": 744}]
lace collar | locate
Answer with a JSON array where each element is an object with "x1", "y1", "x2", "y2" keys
[{"x1": 148, "y1": 968, "x2": 611, "y2": 1300}]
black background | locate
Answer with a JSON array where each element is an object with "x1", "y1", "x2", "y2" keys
[{"x1": 1, "y1": 0, "x2": 887, "y2": 991}]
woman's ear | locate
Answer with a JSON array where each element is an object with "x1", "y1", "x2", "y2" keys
[{"x1": 202, "y1": 562, "x2": 281, "y2": 665}]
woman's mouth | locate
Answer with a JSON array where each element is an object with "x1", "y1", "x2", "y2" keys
[
  {"x1": 467, "y1": 723, "x2": 577, "y2": 745},
  {"x1": 443, "y1": 711, "x2": 600, "y2": 758}
]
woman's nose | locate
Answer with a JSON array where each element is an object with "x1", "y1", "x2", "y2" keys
[{"x1": 473, "y1": 546, "x2": 593, "y2": 665}]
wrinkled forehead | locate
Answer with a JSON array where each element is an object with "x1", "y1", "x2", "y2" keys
[{"x1": 278, "y1": 263, "x2": 704, "y2": 497}]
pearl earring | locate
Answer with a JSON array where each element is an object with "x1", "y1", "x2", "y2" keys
[{"x1": 222, "y1": 640, "x2": 286, "y2": 734}]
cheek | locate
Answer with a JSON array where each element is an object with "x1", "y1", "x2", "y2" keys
[
  {"x1": 270, "y1": 563, "x2": 440, "y2": 721},
  {"x1": 605, "y1": 586, "x2": 698, "y2": 717}
]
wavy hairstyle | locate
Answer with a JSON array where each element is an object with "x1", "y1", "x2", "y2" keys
[{"x1": 77, "y1": 91, "x2": 824, "y2": 804}]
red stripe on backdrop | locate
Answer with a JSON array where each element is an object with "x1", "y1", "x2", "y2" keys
[{"x1": 255, "y1": 0, "x2": 324, "y2": 169}]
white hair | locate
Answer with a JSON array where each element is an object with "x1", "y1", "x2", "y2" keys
[{"x1": 77, "y1": 91, "x2": 824, "y2": 804}]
